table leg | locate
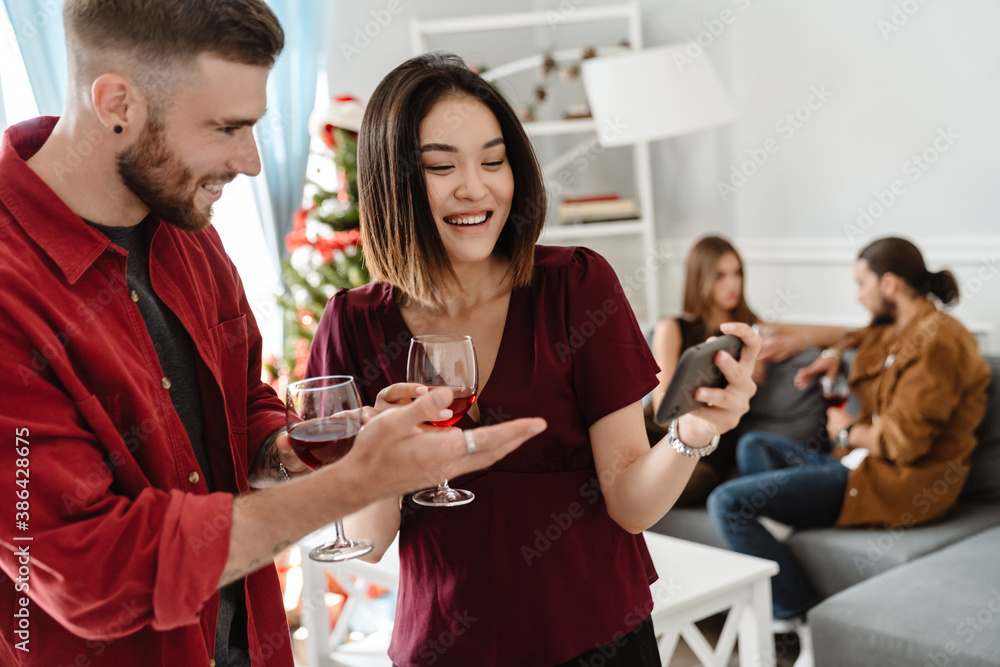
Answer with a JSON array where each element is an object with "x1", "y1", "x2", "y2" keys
[
  {"x1": 656, "y1": 628, "x2": 680, "y2": 667},
  {"x1": 301, "y1": 556, "x2": 334, "y2": 667},
  {"x1": 739, "y1": 580, "x2": 775, "y2": 667}
]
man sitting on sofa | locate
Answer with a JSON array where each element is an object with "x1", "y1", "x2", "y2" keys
[{"x1": 707, "y1": 236, "x2": 991, "y2": 664}]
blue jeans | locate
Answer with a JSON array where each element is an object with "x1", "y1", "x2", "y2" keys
[{"x1": 707, "y1": 431, "x2": 849, "y2": 620}]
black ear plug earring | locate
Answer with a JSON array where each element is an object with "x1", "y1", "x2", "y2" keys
[{"x1": 114, "y1": 125, "x2": 123, "y2": 134}]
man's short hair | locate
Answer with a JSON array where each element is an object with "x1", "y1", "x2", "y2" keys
[{"x1": 64, "y1": 0, "x2": 284, "y2": 109}]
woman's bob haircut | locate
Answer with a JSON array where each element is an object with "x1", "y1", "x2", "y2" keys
[{"x1": 357, "y1": 52, "x2": 547, "y2": 308}]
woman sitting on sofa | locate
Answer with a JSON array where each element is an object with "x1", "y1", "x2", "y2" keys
[{"x1": 650, "y1": 235, "x2": 845, "y2": 504}]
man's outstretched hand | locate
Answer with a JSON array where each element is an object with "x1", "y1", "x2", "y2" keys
[
  {"x1": 346, "y1": 387, "x2": 546, "y2": 499},
  {"x1": 794, "y1": 355, "x2": 840, "y2": 390}
]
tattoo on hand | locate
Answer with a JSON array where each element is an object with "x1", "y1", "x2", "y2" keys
[
  {"x1": 220, "y1": 544, "x2": 293, "y2": 588},
  {"x1": 249, "y1": 437, "x2": 287, "y2": 488}
]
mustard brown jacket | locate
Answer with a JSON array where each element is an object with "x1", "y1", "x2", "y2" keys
[{"x1": 836, "y1": 299, "x2": 991, "y2": 527}]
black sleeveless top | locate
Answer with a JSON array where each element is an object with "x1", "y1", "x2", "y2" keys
[{"x1": 676, "y1": 317, "x2": 717, "y2": 353}]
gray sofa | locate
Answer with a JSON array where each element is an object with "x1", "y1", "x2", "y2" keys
[{"x1": 648, "y1": 351, "x2": 1000, "y2": 667}]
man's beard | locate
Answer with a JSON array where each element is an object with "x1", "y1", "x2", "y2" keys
[
  {"x1": 869, "y1": 294, "x2": 897, "y2": 327},
  {"x1": 117, "y1": 116, "x2": 233, "y2": 232}
]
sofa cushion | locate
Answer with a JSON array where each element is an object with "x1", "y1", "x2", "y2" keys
[
  {"x1": 649, "y1": 502, "x2": 1000, "y2": 600},
  {"x1": 811, "y1": 524, "x2": 1000, "y2": 667},
  {"x1": 961, "y1": 355, "x2": 1000, "y2": 502},
  {"x1": 648, "y1": 507, "x2": 729, "y2": 550},
  {"x1": 787, "y1": 502, "x2": 1000, "y2": 599},
  {"x1": 739, "y1": 348, "x2": 830, "y2": 447}
]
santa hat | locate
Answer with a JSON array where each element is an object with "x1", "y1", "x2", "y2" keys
[{"x1": 310, "y1": 94, "x2": 365, "y2": 136}]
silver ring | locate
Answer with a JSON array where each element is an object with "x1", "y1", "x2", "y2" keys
[{"x1": 463, "y1": 429, "x2": 477, "y2": 455}]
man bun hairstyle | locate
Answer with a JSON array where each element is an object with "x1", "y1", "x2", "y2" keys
[
  {"x1": 64, "y1": 0, "x2": 284, "y2": 110},
  {"x1": 858, "y1": 236, "x2": 959, "y2": 305},
  {"x1": 924, "y1": 270, "x2": 960, "y2": 305}
]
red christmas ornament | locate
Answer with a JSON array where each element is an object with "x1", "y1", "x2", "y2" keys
[{"x1": 321, "y1": 124, "x2": 337, "y2": 150}]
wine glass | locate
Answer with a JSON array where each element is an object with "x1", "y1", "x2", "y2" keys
[
  {"x1": 407, "y1": 334, "x2": 478, "y2": 507},
  {"x1": 821, "y1": 374, "x2": 850, "y2": 410},
  {"x1": 286, "y1": 375, "x2": 374, "y2": 562}
]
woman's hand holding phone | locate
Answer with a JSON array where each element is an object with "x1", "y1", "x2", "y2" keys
[{"x1": 658, "y1": 322, "x2": 761, "y2": 449}]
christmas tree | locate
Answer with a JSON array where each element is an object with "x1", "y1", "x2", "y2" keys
[{"x1": 270, "y1": 96, "x2": 370, "y2": 383}]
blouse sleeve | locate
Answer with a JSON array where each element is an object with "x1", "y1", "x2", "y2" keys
[{"x1": 565, "y1": 248, "x2": 660, "y2": 426}]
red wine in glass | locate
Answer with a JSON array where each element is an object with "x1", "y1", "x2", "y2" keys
[
  {"x1": 407, "y1": 334, "x2": 478, "y2": 507},
  {"x1": 289, "y1": 418, "x2": 359, "y2": 470},
  {"x1": 821, "y1": 375, "x2": 850, "y2": 411},
  {"x1": 427, "y1": 389, "x2": 477, "y2": 427},
  {"x1": 286, "y1": 375, "x2": 373, "y2": 562},
  {"x1": 822, "y1": 394, "x2": 849, "y2": 410}
]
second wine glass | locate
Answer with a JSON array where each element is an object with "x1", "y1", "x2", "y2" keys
[
  {"x1": 286, "y1": 375, "x2": 374, "y2": 561},
  {"x1": 407, "y1": 334, "x2": 478, "y2": 507}
]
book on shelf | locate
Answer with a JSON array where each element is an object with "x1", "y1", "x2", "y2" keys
[
  {"x1": 557, "y1": 196, "x2": 639, "y2": 224},
  {"x1": 562, "y1": 193, "x2": 620, "y2": 203}
]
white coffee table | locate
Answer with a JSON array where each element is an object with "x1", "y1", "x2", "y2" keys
[{"x1": 643, "y1": 532, "x2": 780, "y2": 667}]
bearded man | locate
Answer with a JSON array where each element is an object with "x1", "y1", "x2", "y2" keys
[{"x1": 0, "y1": 2, "x2": 543, "y2": 665}]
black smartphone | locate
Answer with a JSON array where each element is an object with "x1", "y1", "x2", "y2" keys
[{"x1": 654, "y1": 334, "x2": 744, "y2": 426}]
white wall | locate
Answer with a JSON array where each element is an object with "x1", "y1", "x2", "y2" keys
[
  {"x1": 324, "y1": 0, "x2": 1000, "y2": 352},
  {"x1": 729, "y1": 0, "x2": 999, "y2": 241},
  {"x1": 326, "y1": 0, "x2": 536, "y2": 99}
]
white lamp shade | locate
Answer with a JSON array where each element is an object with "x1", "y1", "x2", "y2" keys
[{"x1": 581, "y1": 45, "x2": 737, "y2": 147}]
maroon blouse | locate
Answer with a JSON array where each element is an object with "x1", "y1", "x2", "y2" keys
[{"x1": 307, "y1": 246, "x2": 660, "y2": 666}]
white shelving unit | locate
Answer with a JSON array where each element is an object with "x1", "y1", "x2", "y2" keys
[{"x1": 410, "y1": 2, "x2": 659, "y2": 324}]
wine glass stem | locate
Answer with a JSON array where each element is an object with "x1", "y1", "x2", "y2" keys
[
  {"x1": 439, "y1": 481, "x2": 451, "y2": 491},
  {"x1": 332, "y1": 519, "x2": 351, "y2": 548}
]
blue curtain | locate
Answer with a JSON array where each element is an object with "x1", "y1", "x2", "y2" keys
[
  {"x1": 2, "y1": 0, "x2": 67, "y2": 116},
  {"x1": 254, "y1": 0, "x2": 326, "y2": 269}
]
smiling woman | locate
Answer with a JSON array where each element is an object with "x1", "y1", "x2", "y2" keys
[
  {"x1": 357, "y1": 53, "x2": 546, "y2": 311},
  {"x1": 419, "y1": 97, "x2": 515, "y2": 274},
  {"x1": 305, "y1": 51, "x2": 761, "y2": 667}
]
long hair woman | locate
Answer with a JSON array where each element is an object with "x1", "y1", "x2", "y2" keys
[
  {"x1": 306, "y1": 53, "x2": 759, "y2": 667},
  {"x1": 648, "y1": 237, "x2": 756, "y2": 505}
]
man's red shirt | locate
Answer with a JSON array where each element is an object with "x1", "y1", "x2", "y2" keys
[{"x1": 0, "y1": 117, "x2": 292, "y2": 666}]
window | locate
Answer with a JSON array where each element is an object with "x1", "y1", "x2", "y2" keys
[
  {"x1": 211, "y1": 177, "x2": 283, "y2": 361},
  {"x1": 0, "y1": 2, "x2": 40, "y2": 127}
]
